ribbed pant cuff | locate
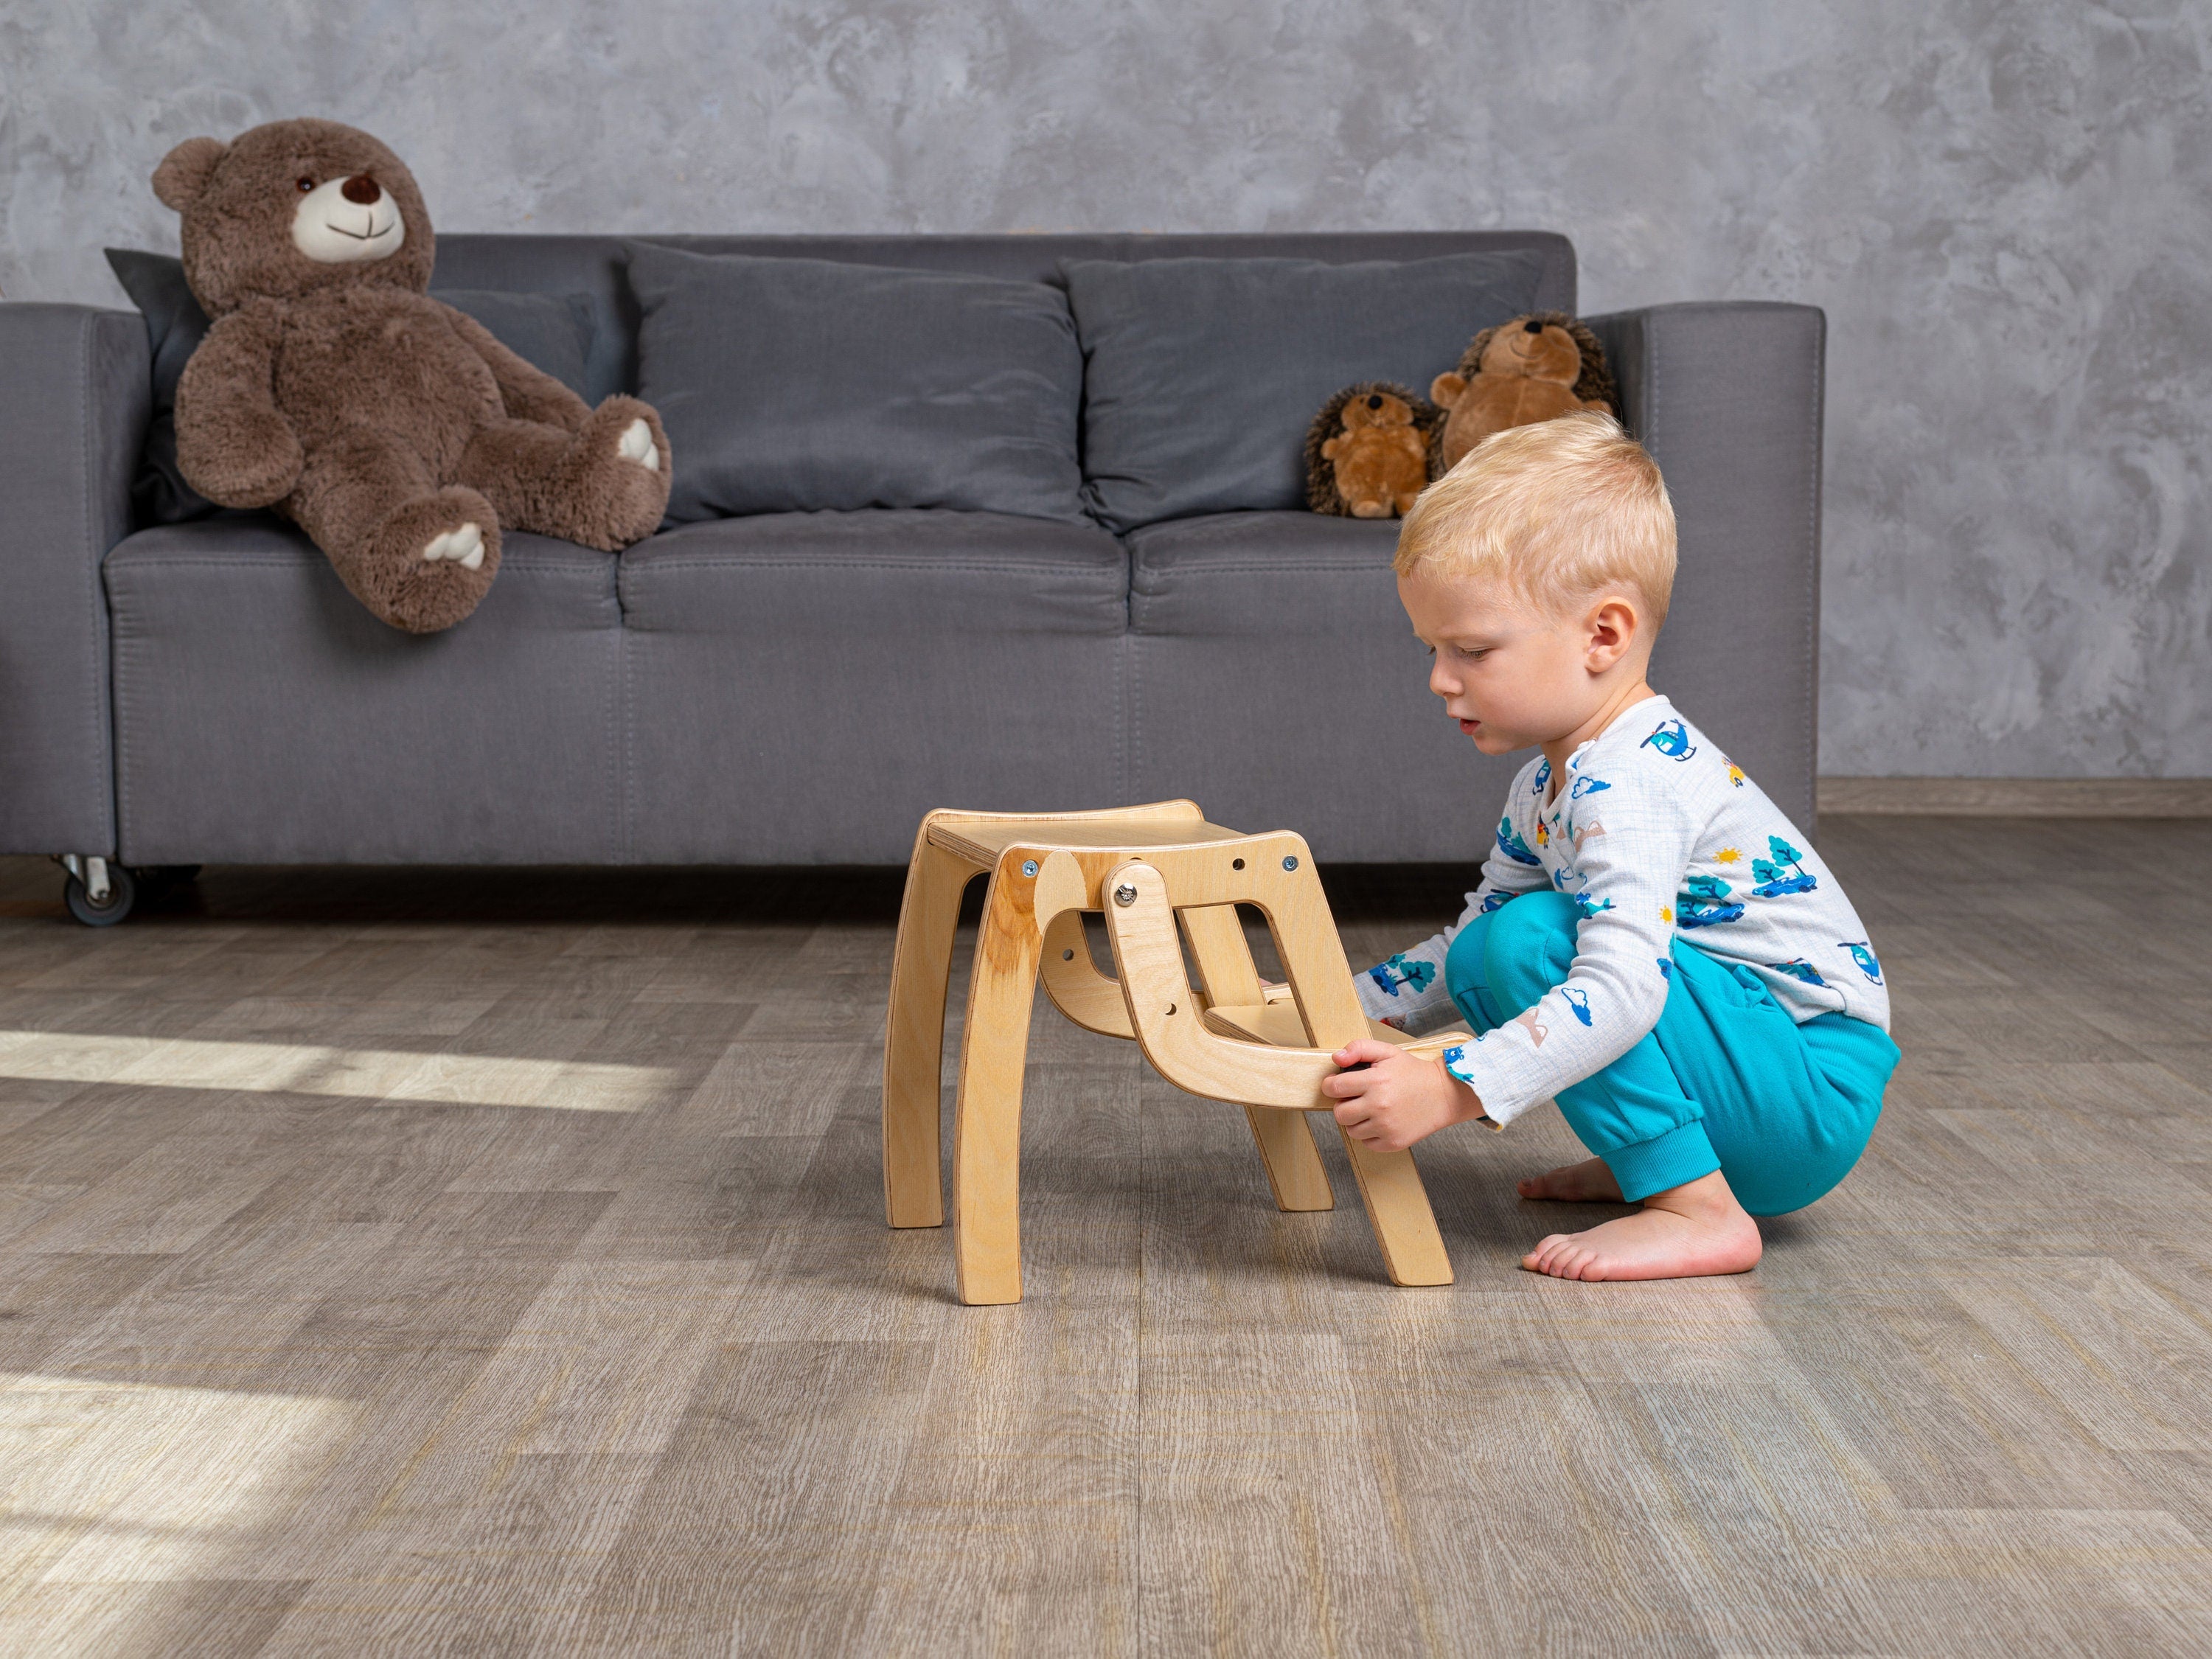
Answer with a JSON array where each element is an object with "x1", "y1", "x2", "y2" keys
[{"x1": 1599, "y1": 1120, "x2": 1721, "y2": 1203}]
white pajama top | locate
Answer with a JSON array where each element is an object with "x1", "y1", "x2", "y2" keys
[{"x1": 1353, "y1": 695, "x2": 1891, "y2": 1127}]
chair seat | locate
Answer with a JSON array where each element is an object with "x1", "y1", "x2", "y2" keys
[{"x1": 925, "y1": 813, "x2": 1246, "y2": 866}]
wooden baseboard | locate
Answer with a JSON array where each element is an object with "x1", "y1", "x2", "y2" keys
[{"x1": 1819, "y1": 776, "x2": 2212, "y2": 818}]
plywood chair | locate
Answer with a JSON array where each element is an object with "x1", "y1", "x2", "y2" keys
[{"x1": 883, "y1": 799, "x2": 1467, "y2": 1304}]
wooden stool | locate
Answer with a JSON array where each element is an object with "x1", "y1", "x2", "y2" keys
[{"x1": 882, "y1": 799, "x2": 1466, "y2": 1304}]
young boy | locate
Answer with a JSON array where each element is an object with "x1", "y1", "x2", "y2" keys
[{"x1": 1324, "y1": 411, "x2": 1897, "y2": 1282}]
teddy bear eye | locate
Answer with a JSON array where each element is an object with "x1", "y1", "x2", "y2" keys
[{"x1": 296, "y1": 175, "x2": 316, "y2": 192}]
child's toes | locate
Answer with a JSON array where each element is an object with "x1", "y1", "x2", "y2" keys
[{"x1": 1523, "y1": 1234, "x2": 1569, "y2": 1273}]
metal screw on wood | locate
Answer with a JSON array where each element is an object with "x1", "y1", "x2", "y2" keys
[
  {"x1": 1021, "y1": 860, "x2": 1037, "y2": 877},
  {"x1": 1113, "y1": 883, "x2": 1138, "y2": 906},
  {"x1": 1282, "y1": 855, "x2": 1298, "y2": 871}
]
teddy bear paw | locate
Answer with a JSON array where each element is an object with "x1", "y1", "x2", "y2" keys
[
  {"x1": 617, "y1": 418, "x2": 660, "y2": 473},
  {"x1": 421, "y1": 522, "x2": 486, "y2": 571}
]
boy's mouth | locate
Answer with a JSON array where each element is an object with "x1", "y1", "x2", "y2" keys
[{"x1": 1458, "y1": 717, "x2": 1481, "y2": 736}]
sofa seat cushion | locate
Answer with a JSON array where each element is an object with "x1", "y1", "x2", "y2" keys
[
  {"x1": 102, "y1": 514, "x2": 624, "y2": 864},
  {"x1": 618, "y1": 509, "x2": 1128, "y2": 635},
  {"x1": 1127, "y1": 511, "x2": 1412, "y2": 637},
  {"x1": 617, "y1": 511, "x2": 1130, "y2": 864}
]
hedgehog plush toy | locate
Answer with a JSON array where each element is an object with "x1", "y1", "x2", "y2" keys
[
  {"x1": 1304, "y1": 383, "x2": 1444, "y2": 518},
  {"x1": 1430, "y1": 313, "x2": 1618, "y2": 473}
]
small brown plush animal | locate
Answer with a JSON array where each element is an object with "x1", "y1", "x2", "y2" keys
[
  {"x1": 1304, "y1": 383, "x2": 1441, "y2": 518},
  {"x1": 154, "y1": 118, "x2": 672, "y2": 633},
  {"x1": 1430, "y1": 313, "x2": 1617, "y2": 473}
]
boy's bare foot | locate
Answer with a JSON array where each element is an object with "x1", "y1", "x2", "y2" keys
[
  {"x1": 1517, "y1": 1157, "x2": 1624, "y2": 1203},
  {"x1": 1520, "y1": 1169, "x2": 1762, "y2": 1281}
]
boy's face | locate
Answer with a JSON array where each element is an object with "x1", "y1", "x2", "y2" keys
[{"x1": 1397, "y1": 568, "x2": 1643, "y2": 757}]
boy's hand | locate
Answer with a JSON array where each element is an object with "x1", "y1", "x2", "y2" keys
[{"x1": 1321, "y1": 1039, "x2": 1484, "y2": 1152}]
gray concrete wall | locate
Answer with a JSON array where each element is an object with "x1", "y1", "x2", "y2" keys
[{"x1": 4, "y1": 0, "x2": 2205, "y2": 778}]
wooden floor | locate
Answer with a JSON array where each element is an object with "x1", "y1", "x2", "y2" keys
[{"x1": 0, "y1": 817, "x2": 2208, "y2": 1655}]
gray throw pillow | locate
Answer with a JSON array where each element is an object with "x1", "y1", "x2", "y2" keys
[
  {"x1": 623, "y1": 242, "x2": 1087, "y2": 525},
  {"x1": 1062, "y1": 250, "x2": 1549, "y2": 532},
  {"x1": 104, "y1": 249, "x2": 597, "y2": 524}
]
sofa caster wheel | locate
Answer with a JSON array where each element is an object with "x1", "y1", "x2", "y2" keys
[{"x1": 60, "y1": 861, "x2": 136, "y2": 928}]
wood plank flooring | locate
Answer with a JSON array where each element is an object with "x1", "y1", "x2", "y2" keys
[{"x1": 0, "y1": 817, "x2": 2207, "y2": 1655}]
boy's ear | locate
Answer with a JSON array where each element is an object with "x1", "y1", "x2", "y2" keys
[
  {"x1": 153, "y1": 136, "x2": 228, "y2": 212},
  {"x1": 1585, "y1": 597, "x2": 1641, "y2": 667}
]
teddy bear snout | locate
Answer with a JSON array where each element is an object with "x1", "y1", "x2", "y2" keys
[
  {"x1": 340, "y1": 174, "x2": 382, "y2": 206},
  {"x1": 1523, "y1": 319, "x2": 1544, "y2": 335},
  {"x1": 1366, "y1": 394, "x2": 1384, "y2": 409}
]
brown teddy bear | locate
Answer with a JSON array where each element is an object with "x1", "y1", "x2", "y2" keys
[
  {"x1": 1304, "y1": 383, "x2": 1443, "y2": 518},
  {"x1": 153, "y1": 118, "x2": 672, "y2": 633},
  {"x1": 1430, "y1": 313, "x2": 1618, "y2": 473}
]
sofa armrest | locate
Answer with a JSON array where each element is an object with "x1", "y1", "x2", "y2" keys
[
  {"x1": 1583, "y1": 302, "x2": 1825, "y2": 831},
  {"x1": 0, "y1": 305, "x2": 150, "y2": 857}
]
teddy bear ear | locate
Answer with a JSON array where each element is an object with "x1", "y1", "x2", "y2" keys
[
  {"x1": 153, "y1": 137, "x2": 229, "y2": 212},
  {"x1": 1430, "y1": 372, "x2": 1467, "y2": 408}
]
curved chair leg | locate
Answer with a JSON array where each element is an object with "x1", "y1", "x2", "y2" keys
[
  {"x1": 883, "y1": 828, "x2": 975, "y2": 1228},
  {"x1": 1253, "y1": 863, "x2": 1455, "y2": 1287},
  {"x1": 951, "y1": 863, "x2": 1046, "y2": 1305},
  {"x1": 1335, "y1": 1138, "x2": 1453, "y2": 1286},
  {"x1": 1180, "y1": 903, "x2": 1333, "y2": 1213},
  {"x1": 1243, "y1": 1107, "x2": 1336, "y2": 1214}
]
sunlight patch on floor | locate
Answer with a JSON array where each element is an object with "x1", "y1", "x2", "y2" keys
[
  {"x1": 0, "y1": 1030, "x2": 674, "y2": 1112},
  {"x1": 0, "y1": 1370, "x2": 353, "y2": 1651}
]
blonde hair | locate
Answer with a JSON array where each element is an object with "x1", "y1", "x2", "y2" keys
[{"x1": 1395, "y1": 410, "x2": 1677, "y2": 630}]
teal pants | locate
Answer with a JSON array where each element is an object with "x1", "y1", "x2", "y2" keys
[{"x1": 1444, "y1": 892, "x2": 1899, "y2": 1214}]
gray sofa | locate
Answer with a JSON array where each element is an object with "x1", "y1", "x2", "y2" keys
[{"x1": 1, "y1": 232, "x2": 1823, "y2": 922}]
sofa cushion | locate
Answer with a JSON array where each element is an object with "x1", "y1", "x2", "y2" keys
[
  {"x1": 1062, "y1": 250, "x2": 1548, "y2": 533},
  {"x1": 101, "y1": 513, "x2": 624, "y2": 864},
  {"x1": 104, "y1": 249, "x2": 597, "y2": 525},
  {"x1": 1127, "y1": 510, "x2": 1410, "y2": 636},
  {"x1": 619, "y1": 511, "x2": 1129, "y2": 863},
  {"x1": 618, "y1": 509, "x2": 1126, "y2": 634},
  {"x1": 625, "y1": 244, "x2": 1088, "y2": 527}
]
